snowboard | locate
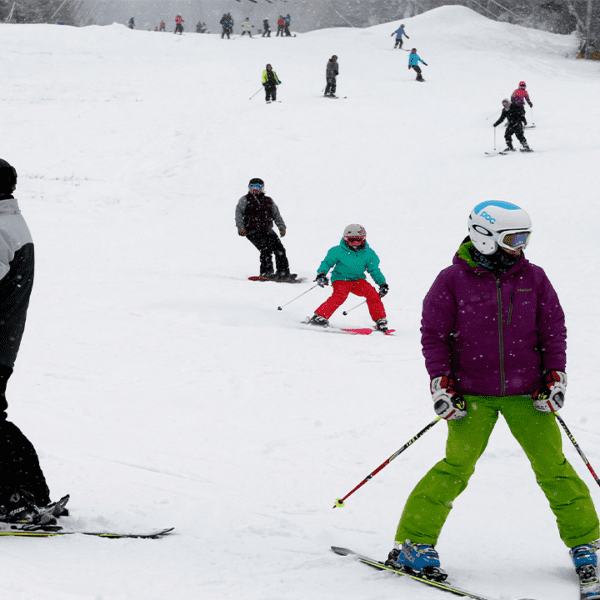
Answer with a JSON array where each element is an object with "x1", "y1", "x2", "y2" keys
[{"x1": 249, "y1": 276, "x2": 306, "y2": 284}]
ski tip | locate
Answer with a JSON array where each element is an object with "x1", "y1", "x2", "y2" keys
[{"x1": 331, "y1": 546, "x2": 353, "y2": 556}]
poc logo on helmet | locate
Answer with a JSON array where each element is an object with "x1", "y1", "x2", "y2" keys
[{"x1": 480, "y1": 211, "x2": 495, "y2": 224}]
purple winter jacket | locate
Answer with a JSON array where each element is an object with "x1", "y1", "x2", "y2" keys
[{"x1": 421, "y1": 241, "x2": 566, "y2": 397}]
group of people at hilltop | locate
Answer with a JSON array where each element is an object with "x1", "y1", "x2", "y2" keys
[
  {"x1": 220, "y1": 13, "x2": 292, "y2": 39},
  {"x1": 128, "y1": 15, "x2": 189, "y2": 34}
]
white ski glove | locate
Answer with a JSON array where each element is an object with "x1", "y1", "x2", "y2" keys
[
  {"x1": 431, "y1": 376, "x2": 467, "y2": 421},
  {"x1": 532, "y1": 370, "x2": 567, "y2": 413}
]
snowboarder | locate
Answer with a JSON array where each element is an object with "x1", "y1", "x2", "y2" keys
[
  {"x1": 235, "y1": 178, "x2": 295, "y2": 281},
  {"x1": 387, "y1": 200, "x2": 600, "y2": 587},
  {"x1": 510, "y1": 81, "x2": 533, "y2": 126},
  {"x1": 196, "y1": 21, "x2": 207, "y2": 34},
  {"x1": 262, "y1": 18, "x2": 271, "y2": 37},
  {"x1": 174, "y1": 15, "x2": 184, "y2": 35},
  {"x1": 284, "y1": 14, "x2": 292, "y2": 36},
  {"x1": 159, "y1": 20, "x2": 166, "y2": 32},
  {"x1": 307, "y1": 224, "x2": 389, "y2": 331},
  {"x1": 127, "y1": 17, "x2": 135, "y2": 29},
  {"x1": 391, "y1": 24, "x2": 409, "y2": 49},
  {"x1": 493, "y1": 98, "x2": 530, "y2": 152},
  {"x1": 408, "y1": 48, "x2": 427, "y2": 81},
  {"x1": 276, "y1": 15, "x2": 285, "y2": 37},
  {"x1": 220, "y1": 13, "x2": 233, "y2": 39},
  {"x1": 324, "y1": 55, "x2": 339, "y2": 97},
  {"x1": 0, "y1": 159, "x2": 63, "y2": 524},
  {"x1": 262, "y1": 64, "x2": 281, "y2": 103},
  {"x1": 241, "y1": 18, "x2": 253, "y2": 37}
]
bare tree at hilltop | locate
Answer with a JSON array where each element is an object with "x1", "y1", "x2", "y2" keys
[{"x1": 1, "y1": 0, "x2": 83, "y2": 24}]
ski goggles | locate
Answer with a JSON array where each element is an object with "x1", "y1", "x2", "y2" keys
[
  {"x1": 497, "y1": 229, "x2": 531, "y2": 250},
  {"x1": 249, "y1": 184, "x2": 263, "y2": 191},
  {"x1": 346, "y1": 236, "x2": 365, "y2": 245}
]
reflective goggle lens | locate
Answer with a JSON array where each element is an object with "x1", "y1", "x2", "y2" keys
[
  {"x1": 346, "y1": 236, "x2": 364, "y2": 244},
  {"x1": 500, "y1": 231, "x2": 531, "y2": 249},
  {"x1": 249, "y1": 184, "x2": 262, "y2": 191}
]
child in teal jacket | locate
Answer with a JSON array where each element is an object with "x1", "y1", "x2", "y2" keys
[{"x1": 307, "y1": 224, "x2": 389, "y2": 331}]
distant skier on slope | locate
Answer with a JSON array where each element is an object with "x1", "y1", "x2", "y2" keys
[
  {"x1": 324, "y1": 55, "x2": 339, "y2": 97},
  {"x1": 391, "y1": 24, "x2": 409, "y2": 49},
  {"x1": 235, "y1": 178, "x2": 296, "y2": 281},
  {"x1": 408, "y1": 48, "x2": 427, "y2": 82},
  {"x1": 174, "y1": 15, "x2": 184, "y2": 35},
  {"x1": 220, "y1": 13, "x2": 233, "y2": 39},
  {"x1": 510, "y1": 81, "x2": 533, "y2": 126},
  {"x1": 307, "y1": 224, "x2": 389, "y2": 331},
  {"x1": 262, "y1": 64, "x2": 281, "y2": 103},
  {"x1": 493, "y1": 98, "x2": 530, "y2": 152},
  {"x1": 262, "y1": 18, "x2": 271, "y2": 37},
  {"x1": 127, "y1": 17, "x2": 135, "y2": 29},
  {"x1": 386, "y1": 201, "x2": 600, "y2": 590},
  {"x1": 276, "y1": 15, "x2": 285, "y2": 37},
  {"x1": 241, "y1": 18, "x2": 253, "y2": 37}
]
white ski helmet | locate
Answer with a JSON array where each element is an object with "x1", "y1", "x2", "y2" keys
[
  {"x1": 343, "y1": 224, "x2": 366, "y2": 248},
  {"x1": 468, "y1": 201, "x2": 532, "y2": 255}
]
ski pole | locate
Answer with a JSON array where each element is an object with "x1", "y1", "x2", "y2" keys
[
  {"x1": 555, "y1": 412, "x2": 600, "y2": 488},
  {"x1": 342, "y1": 300, "x2": 366, "y2": 316},
  {"x1": 249, "y1": 87, "x2": 263, "y2": 100},
  {"x1": 277, "y1": 284, "x2": 318, "y2": 311},
  {"x1": 493, "y1": 125, "x2": 496, "y2": 151},
  {"x1": 530, "y1": 106, "x2": 535, "y2": 126},
  {"x1": 333, "y1": 417, "x2": 442, "y2": 508}
]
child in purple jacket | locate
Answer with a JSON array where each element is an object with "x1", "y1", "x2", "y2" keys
[{"x1": 387, "y1": 201, "x2": 600, "y2": 587}]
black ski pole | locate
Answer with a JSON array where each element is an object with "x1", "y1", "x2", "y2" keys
[
  {"x1": 555, "y1": 412, "x2": 600, "y2": 487},
  {"x1": 277, "y1": 284, "x2": 318, "y2": 311},
  {"x1": 493, "y1": 125, "x2": 496, "y2": 151},
  {"x1": 342, "y1": 300, "x2": 366, "y2": 316},
  {"x1": 249, "y1": 87, "x2": 263, "y2": 100},
  {"x1": 333, "y1": 417, "x2": 442, "y2": 508}
]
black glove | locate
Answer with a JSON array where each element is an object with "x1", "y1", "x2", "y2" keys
[
  {"x1": 315, "y1": 273, "x2": 329, "y2": 287},
  {"x1": 406, "y1": 35, "x2": 410, "y2": 39},
  {"x1": 408, "y1": 65, "x2": 411, "y2": 70},
  {"x1": 379, "y1": 284, "x2": 389, "y2": 297},
  {"x1": 431, "y1": 376, "x2": 467, "y2": 421},
  {"x1": 532, "y1": 370, "x2": 566, "y2": 413},
  {"x1": 423, "y1": 62, "x2": 428, "y2": 66},
  {"x1": 262, "y1": 83, "x2": 266, "y2": 87},
  {"x1": 528, "y1": 102, "x2": 533, "y2": 107}
]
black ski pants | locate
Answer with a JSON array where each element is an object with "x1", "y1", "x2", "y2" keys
[
  {"x1": 264, "y1": 84, "x2": 277, "y2": 102},
  {"x1": 246, "y1": 229, "x2": 289, "y2": 275},
  {"x1": 505, "y1": 122, "x2": 527, "y2": 147},
  {"x1": 325, "y1": 77, "x2": 337, "y2": 96},
  {"x1": 0, "y1": 364, "x2": 50, "y2": 506},
  {"x1": 410, "y1": 65, "x2": 423, "y2": 81}
]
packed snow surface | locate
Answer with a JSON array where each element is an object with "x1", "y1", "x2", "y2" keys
[{"x1": 1, "y1": 6, "x2": 599, "y2": 599}]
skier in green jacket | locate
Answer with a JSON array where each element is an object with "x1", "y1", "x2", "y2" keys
[{"x1": 307, "y1": 224, "x2": 389, "y2": 331}]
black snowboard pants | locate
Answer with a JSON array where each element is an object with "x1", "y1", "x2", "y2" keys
[
  {"x1": 246, "y1": 229, "x2": 289, "y2": 275},
  {"x1": 0, "y1": 364, "x2": 50, "y2": 506},
  {"x1": 325, "y1": 77, "x2": 337, "y2": 96},
  {"x1": 410, "y1": 65, "x2": 423, "y2": 81},
  {"x1": 264, "y1": 84, "x2": 277, "y2": 102}
]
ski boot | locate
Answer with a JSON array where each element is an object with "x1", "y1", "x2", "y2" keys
[
  {"x1": 571, "y1": 543, "x2": 600, "y2": 599},
  {"x1": 375, "y1": 318, "x2": 389, "y2": 332},
  {"x1": 386, "y1": 540, "x2": 448, "y2": 582},
  {"x1": 503, "y1": 145, "x2": 515, "y2": 152},
  {"x1": 0, "y1": 488, "x2": 50, "y2": 525},
  {"x1": 307, "y1": 314, "x2": 329, "y2": 327}
]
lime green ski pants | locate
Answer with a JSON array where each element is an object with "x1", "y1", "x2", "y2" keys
[{"x1": 395, "y1": 395, "x2": 599, "y2": 548}]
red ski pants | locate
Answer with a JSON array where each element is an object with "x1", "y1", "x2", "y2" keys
[{"x1": 315, "y1": 279, "x2": 386, "y2": 321}]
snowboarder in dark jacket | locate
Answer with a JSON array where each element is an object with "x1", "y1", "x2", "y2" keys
[
  {"x1": 0, "y1": 159, "x2": 59, "y2": 524},
  {"x1": 493, "y1": 99, "x2": 530, "y2": 152},
  {"x1": 324, "y1": 55, "x2": 339, "y2": 97},
  {"x1": 262, "y1": 19, "x2": 271, "y2": 37},
  {"x1": 235, "y1": 178, "x2": 295, "y2": 281}
]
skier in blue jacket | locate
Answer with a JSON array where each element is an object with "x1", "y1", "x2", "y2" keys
[
  {"x1": 391, "y1": 24, "x2": 409, "y2": 49},
  {"x1": 408, "y1": 48, "x2": 427, "y2": 82}
]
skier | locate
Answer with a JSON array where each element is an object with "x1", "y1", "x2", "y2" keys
[
  {"x1": 127, "y1": 17, "x2": 135, "y2": 29},
  {"x1": 408, "y1": 48, "x2": 427, "y2": 82},
  {"x1": 241, "y1": 18, "x2": 252, "y2": 37},
  {"x1": 159, "y1": 20, "x2": 166, "y2": 32},
  {"x1": 510, "y1": 81, "x2": 533, "y2": 126},
  {"x1": 391, "y1": 24, "x2": 409, "y2": 49},
  {"x1": 262, "y1": 18, "x2": 271, "y2": 37},
  {"x1": 235, "y1": 178, "x2": 295, "y2": 281},
  {"x1": 387, "y1": 200, "x2": 600, "y2": 589},
  {"x1": 276, "y1": 15, "x2": 285, "y2": 37},
  {"x1": 220, "y1": 13, "x2": 233, "y2": 39},
  {"x1": 284, "y1": 14, "x2": 291, "y2": 36},
  {"x1": 493, "y1": 98, "x2": 530, "y2": 152},
  {"x1": 324, "y1": 55, "x2": 339, "y2": 97},
  {"x1": 262, "y1": 64, "x2": 281, "y2": 103},
  {"x1": 307, "y1": 224, "x2": 389, "y2": 331},
  {"x1": 0, "y1": 159, "x2": 64, "y2": 524},
  {"x1": 174, "y1": 15, "x2": 184, "y2": 35}
]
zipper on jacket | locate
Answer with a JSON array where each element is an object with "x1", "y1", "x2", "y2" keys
[
  {"x1": 507, "y1": 291, "x2": 514, "y2": 326},
  {"x1": 495, "y1": 278, "x2": 506, "y2": 396}
]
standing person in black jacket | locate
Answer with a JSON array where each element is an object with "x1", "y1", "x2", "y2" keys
[
  {"x1": 235, "y1": 178, "x2": 296, "y2": 281},
  {"x1": 493, "y1": 98, "x2": 531, "y2": 152},
  {"x1": 262, "y1": 18, "x2": 271, "y2": 37},
  {"x1": 0, "y1": 159, "x2": 59, "y2": 525},
  {"x1": 324, "y1": 55, "x2": 339, "y2": 97}
]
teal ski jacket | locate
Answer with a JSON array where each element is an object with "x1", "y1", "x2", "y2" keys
[{"x1": 317, "y1": 240, "x2": 386, "y2": 285}]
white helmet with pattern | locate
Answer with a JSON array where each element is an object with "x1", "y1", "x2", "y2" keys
[
  {"x1": 468, "y1": 201, "x2": 532, "y2": 255},
  {"x1": 343, "y1": 223, "x2": 366, "y2": 248}
]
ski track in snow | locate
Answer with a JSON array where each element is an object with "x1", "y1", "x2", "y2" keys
[{"x1": 1, "y1": 6, "x2": 599, "y2": 599}]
